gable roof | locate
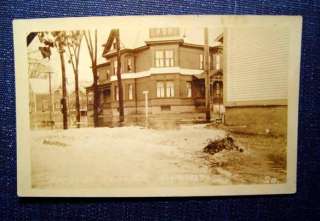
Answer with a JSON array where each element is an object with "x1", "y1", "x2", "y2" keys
[{"x1": 102, "y1": 29, "x2": 118, "y2": 57}]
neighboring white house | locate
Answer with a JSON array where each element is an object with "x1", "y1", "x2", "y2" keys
[{"x1": 222, "y1": 17, "x2": 299, "y2": 136}]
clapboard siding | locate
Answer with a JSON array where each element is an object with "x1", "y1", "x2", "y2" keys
[{"x1": 225, "y1": 26, "x2": 289, "y2": 103}]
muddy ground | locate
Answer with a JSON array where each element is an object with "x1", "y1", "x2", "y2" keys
[{"x1": 30, "y1": 124, "x2": 286, "y2": 188}]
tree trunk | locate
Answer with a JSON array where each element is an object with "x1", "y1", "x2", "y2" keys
[
  {"x1": 204, "y1": 27, "x2": 211, "y2": 122},
  {"x1": 116, "y1": 29, "x2": 124, "y2": 123},
  {"x1": 92, "y1": 65, "x2": 99, "y2": 127},
  {"x1": 74, "y1": 68, "x2": 81, "y2": 128},
  {"x1": 59, "y1": 46, "x2": 68, "y2": 129}
]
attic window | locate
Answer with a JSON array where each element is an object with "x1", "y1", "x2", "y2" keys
[{"x1": 112, "y1": 39, "x2": 117, "y2": 50}]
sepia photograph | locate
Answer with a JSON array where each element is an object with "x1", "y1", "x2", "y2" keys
[{"x1": 13, "y1": 15, "x2": 301, "y2": 197}]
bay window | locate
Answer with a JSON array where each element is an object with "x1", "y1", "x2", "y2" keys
[
  {"x1": 156, "y1": 81, "x2": 165, "y2": 97},
  {"x1": 166, "y1": 81, "x2": 174, "y2": 97},
  {"x1": 165, "y1": 50, "x2": 174, "y2": 67},
  {"x1": 155, "y1": 50, "x2": 174, "y2": 67}
]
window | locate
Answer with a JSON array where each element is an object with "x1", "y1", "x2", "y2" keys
[
  {"x1": 42, "y1": 100, "x2": 48, "y2": 112},
  {"x1": 55, "y1": 102, "x2": 61, "y2": 110},
  {"x1": 216, "y1": 54, "x2": 221, "y2": 70},
  {"x1": 165, "y1": 50, "x2": 174, "y2": 67},
  {"x1": 103, "y1": 89, "x2": 110, "y2": 103},
  {"x1": 186, "y1": 81, "x2": 192, "y2": 97},
  {"x1": 199, "y1": 54, "x2": 204, "y2": 69},
  {"x1": 114, "y1": 86, "x2": 119, "y2": 101},
  {"x1": 128, "y1": 84, "x2": 133, "y2": 100},
  {"x1": 87, "y1": 92, "x2": 94, "y2": 104},
  {"x1": 149, "y1": 28, "x2": 180, "y2": 38},
  {"x1": 156, "y1": 81, "x2": 165, "y2": 97},
  {"x1": 166, "y1": 81, "x2": 174, "y2": 97},
  {"x1": 113, "y1": 60, "x2": 117, "y2": 75},
  {"x1": 216, "y1": 82, "x2": 221, "y2": 96},
  {"x1": 98, "y1": 70, "x2": 109, "y2": 83},
  {"x1": 112, "y1": 39, "x2": 117, "y2": 50},
  {"x1": 155, "y1": 50, "x2": 174, "y2": 67},
  {"x1": 127, "y1": 57, "x2": 133, "y2": 72},
  {"x1": 155, "y1": 51, "x2": 164, "y2": 67}
]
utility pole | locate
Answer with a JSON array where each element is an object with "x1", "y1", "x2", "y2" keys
[
  {"x1": 143, "y1": 91, "x2": 149, "y2": 127},
  {"x1": 48, "y1": 71, "x2": 54, "y2": 129},
  {"x1": 58, "y1": 45, "x2": 68, "y2": 129},
  {"x1": 204, "y1": 27, "x2": 211, "y2": 121},
  {"x1": 115, "y1": 29, "x2": 124, "y2": 123}
]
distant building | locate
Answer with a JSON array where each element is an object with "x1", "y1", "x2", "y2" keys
[
  {"x1": 29, "y1": 79, "x2": 88, "y2": 129},
  {"x1": 86, "y1": 27, "x2": 223, "y2": 126}
]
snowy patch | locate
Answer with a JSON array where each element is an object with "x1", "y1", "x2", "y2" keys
[{"x1": 31, "y1": 125, "x2": 230, "y2": 188}]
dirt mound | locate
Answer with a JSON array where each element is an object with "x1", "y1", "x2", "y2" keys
[{"x1": 203, "y1": 135, "x2": 243, "y2": 155}]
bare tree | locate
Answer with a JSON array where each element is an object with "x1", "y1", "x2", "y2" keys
[
  {"x1": 84, "y1": 30, "x2": 99, "y2": 127},
  {"x1": 66, "y1": 31, "x2": 83, "y2": 128},
  {"x1": 38, "y1": 31, "x2": 69, "y2": 129}
]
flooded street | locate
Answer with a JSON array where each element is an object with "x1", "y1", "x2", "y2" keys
[
  {"x1": 31, "y1": 124, "x2": 232, "y2": 188},
  {"x1": 30, "y1": 124, "x2": 286, "y2": 189}
]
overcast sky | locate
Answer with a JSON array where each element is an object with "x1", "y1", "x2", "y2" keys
[{"x1": 28, "y1": 27, "x2": 222, "y2": 91}]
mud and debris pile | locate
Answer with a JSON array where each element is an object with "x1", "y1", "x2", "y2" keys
[{"x1": 203, "y1": 135, "x2": 244, "y2": 155}]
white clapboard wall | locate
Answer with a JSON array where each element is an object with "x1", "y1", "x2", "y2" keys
[{"x1": 225, "y1": 26, "x2": 290, "y2": 105}]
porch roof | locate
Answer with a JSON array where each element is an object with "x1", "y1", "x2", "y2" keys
[{"x1": 108, "y1": 67, "x2": 204, "y2": 81}]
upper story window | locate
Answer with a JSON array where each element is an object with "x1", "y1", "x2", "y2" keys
[
  {"x1": 199, "y1": 54, "x2": 204, "y2": 69},
  {"x1": 113, "y1": 60, "x2": 117, "y2": 75},
  {"x1": 155, "y1": 51, "x2": 164, "y2": 67},
  {"x1": 106, "y1": 70, "x2": 110, "y2": 80},
  {"x1": 127, "y1": 57, "x2": 133, "y2": 72},
  {"x1": 165, "y1": 50, "x2": 174, "y2": 67},
  {"x1": 186, "y1": 81, "x2": 192, "y2": 97},
  {"x1": 215, "y1": 54, "x2": 221, "y2": 70},
  {"x1": 98, "y1": 69, "x2": 110, "y2": 83},
  {"x1": 155, "y1": 50, "x2": 174, "y2": 67}
]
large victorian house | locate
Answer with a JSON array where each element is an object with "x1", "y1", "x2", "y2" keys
[{"x1": 86, "y1": 27, "x2": 223, "y2": 126}]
